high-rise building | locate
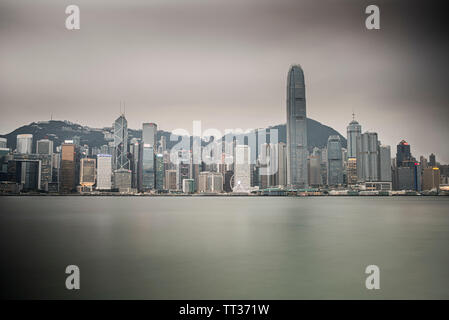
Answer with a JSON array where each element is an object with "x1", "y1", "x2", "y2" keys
[
  {"x1": 155, "y1": 153, "x2": 165, "y2": 191},
  {"x1": 36, "y1": 139, "x2": 53, "y2": 155},
  {"x1": 159, "y1": 136, "x2": 166, "y2": 154},
  {"x1": 129, "y1": 138, "x2": 141, "y2": 190},
  {"x1": 327, "y1": 135, "x2": 343, "y2": 186},
  {"x1": 308, "y1": 155, "x2": 321, "y2": 187},
  {"x1": 182, "y1": 179, "x2": 195, "y2": 193},
  {"x1": 357, "y1": 132, "x2": 378, "y2": 182},
  {"x1": 234, "y1": 145, "x2": 251, "y2": 192},
  {"x1": 113, "y1": 114, "x2": 129, "y2": 170},
  {"x1": 60, "y1": 143, "x2": 77, "y2": 193},
  {"x1": 16, "y1": 134, "x2": 33, "y2": 154},
  {"x1": 422, "y1": 167, "x2": 440, "y2": 191},
  {"x1": 80, "y1": 158, "x2": 96, "y2": 190},
  {"x1": 429, "y1": 153, "x2": 436, "y2": 167},
  {"x1": 113, "y1": 168, "x2": 132, "y2": 192},
  {"x1": 394, "y1": 163, "x2": 421, "y2": 191},
  {"x1": 142, "y1": 123, "x2": 157, "y2": 148},
  {"x1": 286, "y1": 65, "x2": 308, "y2": 188},
  {"x1": 275, "y1": 143, "x2": 287, "y2": 187},
  {"x1": 165, "y1": 169, "x2": 177, "y2": 190},
  {"x1": 347, "y1": 116, "x2": 362, "y2": 159},
  {"x1": 142, "y1": 144, "x2": 155, "y2": 191},
  {"x1": 347, "y1": 158, "x2": 357, "y2": 185},
  {"x1": 396, "y1": 140, "x2": 411, "y2": 167},
  {"x1": 198, "y1": 171, "x2": 223, "y2": 193},
  {"x1": 96, "y1": 154, "x2": 112, "y2": 190},
  {"x1": 378, "y1": 145, "x2": 392, "y2": 182},
  {"x1": 0, "y1": 137, "x2": 6, "y2": 149},
  {"x1": 176, "y1": 150, "x2": 191, "y2": 190}
]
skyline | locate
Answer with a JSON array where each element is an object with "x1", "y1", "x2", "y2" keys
[{"x1": 1, "y1": 0, "x2": 448, "y2": 163}]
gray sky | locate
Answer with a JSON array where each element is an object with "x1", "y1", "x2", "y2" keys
[{"x1": 1, "y1": 0, "x2": 448, "y2": 162}]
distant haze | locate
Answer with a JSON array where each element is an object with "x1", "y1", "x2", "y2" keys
[{"x1": 1, "y1": 0, "x2": 448, "y2": 162}]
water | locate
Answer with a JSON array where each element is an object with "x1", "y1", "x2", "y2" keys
[{"x1": 0, "y1": 196, "x2": 448, "y2": 299}]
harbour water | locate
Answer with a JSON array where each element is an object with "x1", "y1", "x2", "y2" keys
[{"x1": 0, "y1": 196, "x2": 448, "y2": 299}]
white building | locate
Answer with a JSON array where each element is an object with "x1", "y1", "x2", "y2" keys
[
  {"x1": 234, "y1": 145, "x2": 251, "y2": 192},
  {"x1": 96, "y1": 154, "x2": 112, "y2": 190},
  {"x1": 16, "y1": 134, "x2": 33, "y2": 154}
]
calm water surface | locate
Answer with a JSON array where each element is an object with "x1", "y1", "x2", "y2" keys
[{"x1": 0, "y1": 196, "x2": 448, "y2": 299}]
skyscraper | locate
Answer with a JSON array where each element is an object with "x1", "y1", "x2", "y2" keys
[
  {"x1": 234, "y1": 145, "x2": 251, "y2": 192},
  {"x1": 142, "y1": 144, "x2": 155, "y2": 190},
  {"x1": 16, "y1": 134, "x2": 33, "y2": 154},
  {"x1": 36, "y1": 139, "x2": 53, "y2": 155},
  {"x1": 113, "y1": 114, "x2": 129, "y2": 170},
  {"x1": 60, "y1": 143, "x2": 77, "y2": 193},
  {"x1": 346, "y1": 115, "x2": 361, "y2": 159},
  {"x1": 142, "y1": 123, "x2": 157, "y2": 148},
  {"x1": 357, "y1": 132, "x2": 379, "y2": 182},
  {"x1": 286, "y1": 65, "x2": 308, "y2": 188},
  {"x1": 276, "y1": 142, "x2": 287, "y2": 187},
  {"x1": 96, "y1": 154, "x2": 112, "y2": 190},
  {"x1": 378, "y1": 145, "x2": 392, "y2": 182},
  {"x1": 396, "y1": 140, "x2": 411, "y2": 167},
  {"x1": 155, "y1": 153, "x2": 165, "y2": 191},
  {"x1": 327, "y1": 135, "x2": 343, "y2": 186},
  {"x1": 429, "y1": 153, "x2": 436, "y2": 167},
  {"x1": 80, "y1": 158, "x2": 96, "y2": 190}
]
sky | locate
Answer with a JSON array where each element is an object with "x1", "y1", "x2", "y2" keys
[{"x1": 1, "y1": 0, "x2": 448, "y2": 162}]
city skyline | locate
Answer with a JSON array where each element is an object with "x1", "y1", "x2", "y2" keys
[{"x1": 1, "y1": 0, "x2": 448, "y2": 163}]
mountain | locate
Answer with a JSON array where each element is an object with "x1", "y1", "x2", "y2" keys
[{"x1": 0, "y1": 118, "x2": 346, "y2": 152}]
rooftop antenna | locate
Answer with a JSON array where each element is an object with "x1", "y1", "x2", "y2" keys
[{"x1": 352, "y1": 109, "x2": 355, "y2": 121}]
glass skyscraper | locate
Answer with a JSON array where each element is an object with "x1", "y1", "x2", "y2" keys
[
  {"x1": 113, "y1": 114, "x2": 129, "y2": 170},
  {"x1": 327, "y1": 135, "x2": 343, "y2": 186},
  {"x1": 286, "y1": 65, "x2": 308, "y2": 188}
]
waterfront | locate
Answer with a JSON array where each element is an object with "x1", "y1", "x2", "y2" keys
[{"x1": 0, "y1": 196, "x2": 448, "y2": 299}]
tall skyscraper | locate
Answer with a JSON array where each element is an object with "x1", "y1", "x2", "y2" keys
[
  {"x1": 396, "y1": 140, "x2": 411, "y2": 167},
  {"x1": 155, "y1": 153, "x2": 165, "y2": 191},
  {"x1": 234, "y1": 145, "x2": 251, "y2": 192},
  {"x1": 60, "y1": 143, "x2": 77, "y2": 193},
  {"x1": 142, "y1": 123, "x2": 157, "y2": 148},
  {"x1": 96, "y1": 154, "x2": 112, "y2": 190},
  {"x1": 327, "y1": 135, "x2": 343, "y2": 186},
  {"x1": 113, "y1": 114, "x2": 129, "y2": 170},
  {"x1": 286, "y1": 65, "x2": 308, "y2": 188},
  {"x1": 276, "y1": 142, "x2": 287, "y2": 187},
  {"x1": 0, "y1": 137, "x2": 7, "y2": 148},
  {"x1": 378, "y1": 145, "x2": 392, "y2": 182},
  {"x1": 16, "y1": 134, "x2": 33, "y2": 154},
  {"x1": 429, "y1": 153, "x2": 436, "y2": 167},
  {"x1": 36, "y1": 139, "x2": 53, "y2": 155},
  {"x1": 346, "y1": 115, "x2": 361, "y2": 159},
  {"x1": 357, "y1": 132, "x2": 379, "y2": 182},
  {"x1": 142, "y1": 144, "x2": 155, "y2": 190},
  {"x1": 80, "y1": 158, "x2": 96, "y2": 190}
]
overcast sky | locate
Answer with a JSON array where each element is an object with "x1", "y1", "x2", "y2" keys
[{"x1": 1, "y1": 0, "x2": 448, "y2": 162}]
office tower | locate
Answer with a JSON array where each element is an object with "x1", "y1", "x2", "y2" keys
[
  {"x1": 357, "y1": 132, "x2": 378, "y2": 182},
  {"x1": 60, "y1": 143, "x2": 77, "y2": 193},
  {"x1": 165, "y1": 169, "x2": 177, "y2": 190},
  {"x1": 420, "y1": 156, "x2": 428, "y2": 169},
  {"x1": 159, "y1": 136, "x2": 166, "y2": 154},
  {"x1": 347, "y1": 115, "x2": 362, "y2": 159},
  {"x1": 80, "y1": 158, "x2": 96, "y2": 190},
  {"x1": 378, "y1": 145, "x2": 392, "y2": 182},
  {"x1": 142, "y1": 144, "x2": 155, "y2": 190},
  {"x1": 182, "y1": 179, "x2": 195, "y2": 193},
  {"x1": 234, "y1": 145, "x2": 251, "y2": 191},
  {"x1": 224, "y1": 170, "x2": 234, "y2": 193},
  {"x1": 36, "y1": 139, "x2": 53, "y2": 155},
  {"x1": 51, "y1": 153, "x2": 60, "y2": 183},
  {"x1": 422, "y1": 167, "x2": 440, "y2": 191},
  {"x1": 198, "y1": 171, "x2": 223, "y2": 193},
  {"x1": 308, "y1": 155, "x2": 321, "y2": 187},
  {"x1": 7, "y1": 159, "x2": 40, "y2": 191},
  {"x1": 155, "y1": 153, "x2": 165, "y2": 191},
  {"x1": 327, "y1": 135, "x2": 343, "y2": 186},
  {"x1": 16, "y1": 134, "x2": 33, "y2": 154},
  {"x1": 113, "y1": 114, "x2": 129, "y2": 170},
  {"x1": 286, "y1": 65, "x2": 308, "y2": 188},
  {"x1": 129, "y1": 138, "x2": 141, "y2": 190},
  {"x1": 0, "y1": 137, "x2": 7, "y2": 148},
  {"x1": 429, "y1": 153, "x2": 436, "y2": 167},
  {"x1": 176, "y1": 150, "x2": 191, "y2": 190},
  {"x1": 347, "y1": 158, "x2": 357, "y2": 185},
  {"x1": 113, "y1": 168, "x2": 132, "y2": 192},
  {"x1": 258, "y1": 143, "x2": 275, "y2": 189},
  {"x1": 395, "y1": 163, "x2": 421, "y2": 191},
  {"x1": 96, "y1": 154, "x2": 112, "y2": 190},
  {"x1": 396, "y1": 140, "x2": 411, "y2": 167},
  {"x1": 142, "y1": 123, "x2": 157, "y2": 148},
  {"x1": 277, "y1": 143, "x2": 287, "y2": 187}
]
